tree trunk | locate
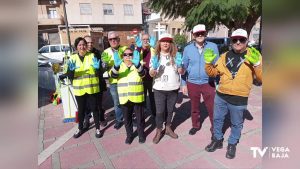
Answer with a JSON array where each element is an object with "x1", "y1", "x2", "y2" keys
[{"x1": 244, "y1": 14, "x2": 260, "y2": 35}]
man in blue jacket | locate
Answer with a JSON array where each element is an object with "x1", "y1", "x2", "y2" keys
[{"x1": 178, "y1": 24, "x2": 219, "y2": 136}]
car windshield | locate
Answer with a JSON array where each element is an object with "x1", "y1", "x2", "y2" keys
[
  {"x1": 39, "y1": 46, "x2": 49, "y2": 53},
  {"x1": 206, "y1": 38, "x2": 224, "y2": 44},
  {"x1": 50, "y1": 46, "x2": 61, "y2": 52},
  {"x1": 62, "y1": 46, "x2": 71, "y2": 52}
]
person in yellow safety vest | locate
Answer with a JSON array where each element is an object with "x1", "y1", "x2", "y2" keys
[
  {"x1": 101, "y1": 31, "x2": 127, "y2": 130},
  {"x1": 110, "y1": 48, "x2": 146, "y2": 144},
  {"x1": 66, "y1": 37, "x2": 103, "y2": 139},
  {"x1": 83, "y1": 35, "x2": 107, "y2": 130}
]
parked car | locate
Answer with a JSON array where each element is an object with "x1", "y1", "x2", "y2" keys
[
  {"x1": 38, "y1": 44, "x2": 73, "y2": 63},
  {"x1": 38, "y1": 53, "x2": 61, "y2": 67}
]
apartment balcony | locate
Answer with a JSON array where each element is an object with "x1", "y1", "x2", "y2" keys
[{"x1": 38, "y1": 14, "x2": 64, "y2": 25}]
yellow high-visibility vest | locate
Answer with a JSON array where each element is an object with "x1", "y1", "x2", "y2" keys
[
  {"x1": 102, "y1": 46, "x2": 127, "y2": 84},
  {"x1": 117, "y1": 63, "x2": 144, "y2": 104},
  {"x1": 70, "y1": 52, "x2": 99, "y2": 96}
]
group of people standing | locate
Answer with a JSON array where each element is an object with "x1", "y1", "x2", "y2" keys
[{"x1": 62, "y1": 23, "x2": 262, "y2": 159}]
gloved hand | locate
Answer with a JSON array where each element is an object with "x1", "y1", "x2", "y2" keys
[
  {"x1": 113, "y1": 51, "x2": 122, "y2": 67},
  {"x1": 102, "y1": 52, "x2": 111, "y2": 63},
  {"x1": 67, "y1": 60, "x2": 79, "y2": 71},
  {"x1": 175, "y1": 52, "x2": 183, "y2": 67},
  {"x1": 135, "y1": 36, "x2": 142, "y2": 48},
  {"x1": 204, "y1": 48, "x2": 217, "y2": 63},
  {"x1": 131, "y1": 50, "x2": 140, "y2": 67},
  {"x1": 244, "y1": 47, "x2": 261, "y2": 66},
  {"x1": 91, "y1": 57, "x2": 100, "y2": 69},
  {"x1": 149, "y1": 36, "x2": 156, "y2": 48},
  {"x1": 151, "y1": 56, "x2": 160, "y2": 70}
]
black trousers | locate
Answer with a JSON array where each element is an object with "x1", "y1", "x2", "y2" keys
[
  {"x1": 121, "y1": 101, "x2": 145, "y2": 139},
  {"x1": 143, "y1": 80, "x2": 156, "y2": 116},
  {"x1": 153, "y1": 89, "x2": 178, "y2": 129},
  {"x1": 84, "y1": 91, "x2": 105, "y2": 122},
  {"x1": 75, "y1": 93, "x2": 100, "y2": 130}
]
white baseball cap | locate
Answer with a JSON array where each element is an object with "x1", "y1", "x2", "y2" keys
[
  {"x1": 192, "y1": 24, "x2": 206, "y2": 33},
  {"x1": 231, "y1": 29, "x2": 248, "y2": 38},
  {"x1": 159, "y1": 33, "x2": 173, "y2": 41}
]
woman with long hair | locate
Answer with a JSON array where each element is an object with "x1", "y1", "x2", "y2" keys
[{"x1": 149, "y1": 33, "x2": 183, "y2": 144}]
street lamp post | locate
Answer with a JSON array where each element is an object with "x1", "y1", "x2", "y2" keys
[{"x1": 61, "y1": 0, "x2": 72, "y2": 53}]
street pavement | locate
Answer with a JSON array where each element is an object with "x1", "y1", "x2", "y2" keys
[{"x1": 38, "y1": 85, "x2": 262, "y2": 169}]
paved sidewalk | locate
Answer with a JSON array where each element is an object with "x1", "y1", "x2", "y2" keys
[{"x1": 38, "y1": 86, "x2": 262, "y2": 169}]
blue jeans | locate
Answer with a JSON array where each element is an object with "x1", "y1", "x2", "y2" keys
[
  {"x1": 109, "y1": 83, "x2": 123, "y2": 122},
  {"x1": 213, "y1": 94, "x2": 246, "y2": 144}
]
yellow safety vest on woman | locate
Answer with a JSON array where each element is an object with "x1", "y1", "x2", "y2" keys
[
  {"x1": 70, "y1": 52, "x2": 100, "y2": 96},
  {"x1": 117, "y1": 63, "x2": 144, "y2": 104}
]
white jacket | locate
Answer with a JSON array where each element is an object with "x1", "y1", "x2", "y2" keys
[{"x1": 150, "y1": 53, "x2": 181, "y2": 91}]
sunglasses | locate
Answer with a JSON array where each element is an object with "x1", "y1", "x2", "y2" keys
[
  {"x1": 108, "y1": 37, "x2": 119, "y2": 41},
  {"x1": 194, "y1": 32, "x2": 206, "y2": 37},
  {"x1": 123, "y1": 53, "x2": 133, "y2": 57},
  {"x1": 231, "y1": 38, "x2": 247, "y2": 44}
]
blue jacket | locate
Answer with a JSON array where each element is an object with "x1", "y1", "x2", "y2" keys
[{"x1": 181, "y1": 41, "x2": 219, "y2": 85}]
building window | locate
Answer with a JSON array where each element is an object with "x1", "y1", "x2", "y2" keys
[
  {"x1": 49, "y1": 0, "x2": 57, "y2": 5},
  {"x1": 124, "y1": 4, "x2": 133, "y2": 16},
  {"x1": 48, "y1": 8, "x2": 58, "y2": 18},
  {"x1": 172, "y1": 28, "x2": 176, "y2": 35},
  {"x1": 103, "y1": 4, "x2": 114, "y2": 15},
  {"x1": 80, "y1": 3, "x2": 92, "y2": 15},
  {"x1": 177, "y1": 28, "x2": 181, "y2": 34}
]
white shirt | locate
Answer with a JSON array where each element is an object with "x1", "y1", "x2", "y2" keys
[{"x1": 150, "y1": 53, "x2": 181, "y2": 91}]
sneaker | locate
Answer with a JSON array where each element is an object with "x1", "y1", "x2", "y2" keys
[
  {"x1": 125, "y1": 136, "x2": 133, "y2": 144},
  {"x1": 73, "y1": 129, "x2": 83, "y2": 139},
  {"x1": 100, "y1": 120, "x2": 107, "y2": 127},
  {"x1": 226, "y1": 144, "x2": 237, "y2": 159},
  {"x1": 189, "y1": 128, "x2": 200, "y2": 135},
  {"x1": 95, "y1": 129, "x2": 102, "y2": 138},
  {"x1": 139, "y1": 137, "x2": 146, "y2": 144},
  {"x1": 114, "y1": 122, "x2": 123, "y2": 130}
]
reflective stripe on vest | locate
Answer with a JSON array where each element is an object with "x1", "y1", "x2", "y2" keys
[
  {"x1": 118, "y1": 91, "x2": 144, "y2": 97},
  {"x1": 73, "y1": 83, "x2": 99, "y2": 90},
  {"x1": 71, "y1": 53, "x2": 99, "y2": 96},
  {"x1": 118, "y1": 82, "x2": 143, "y2": 87},
  {"x1": 74, "y1": 74, "x2": 97, "y2": 80},
  {"x1": 117, "y1": 63, "x2": 144, "y2": 104}
]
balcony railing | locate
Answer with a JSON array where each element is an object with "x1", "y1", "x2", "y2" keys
[{"x1": 38, "y1": 14, "x2": 64, "y2": 25}]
